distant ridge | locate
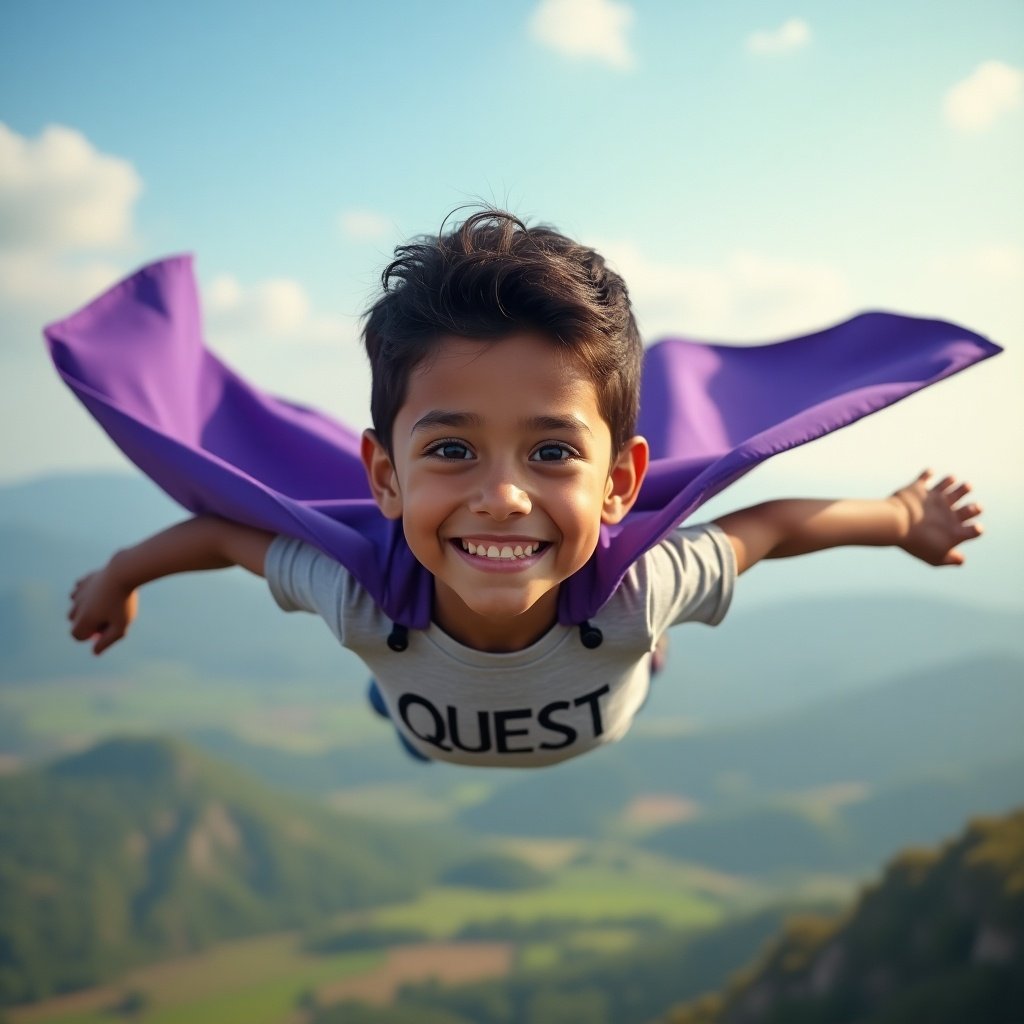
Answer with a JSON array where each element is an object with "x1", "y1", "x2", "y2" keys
[
  {"x1": 460, "y1": 653, "x2": 1024, "y2": 852},
  {"x1": 3, "y1": 471, "x2": 1022, "y2": 716}
]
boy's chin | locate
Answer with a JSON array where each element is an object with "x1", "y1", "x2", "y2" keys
[
  {"x1": 438, "y1": 582, "x2": 561, "y2": 630},
  {"x1": 461, "y1": 592, "x2": 554, "y2": 623}
]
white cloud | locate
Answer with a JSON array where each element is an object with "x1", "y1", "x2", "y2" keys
[
  {"x1": 0, "y1": 122, "x2": 143, "y2": 334},
  {"x1": 597, "y1": 239, "x2": 852, "y2": 342},
  {"x1": 0, "y1": 122, "x2": 352, "y2": 351},
  {"x1": 745, "y1": 18, "x2": 811, "y2": 55},
  {"x1": 339, "y1": 208, "x2": 392, "y2": 241},
  {"x1": 944, "y1": 61, "x2": 1023, "y2": 132},
  {"x1": 683, "y1": 239, "x2": 1023, "y2": 507},
  {"x1": 529, "y1": 0, "x2": 635, "y2": 70},
  {"x1": 958, "y1": 242, "x2": 1024, "y2": 282},
  {"x1": 0, "y1": 122, "x2": 369, "y2": 486},
  {"x1": 924, "y1": 242, "x2": 1024, "y2": 341},
  {"x1": 0, "y1": 122, "x2": 141, "y2": 253},
  {"x1": 197, "y1": 270, "x2": 370, "y2": 443},
  {"x1": 926, "y1": 240, "x2": 1024, "y2": 299},
  {"x1": 0, "y1": 251, "x2": 124, "y2": 322},
  {"x1": 204, "y1": 272, "x2": 352, "y2": 345}
]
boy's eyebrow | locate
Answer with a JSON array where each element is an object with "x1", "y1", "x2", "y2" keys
[
  {"x1": 410, "y1": 410, "x2": 592, "y2": 436},
  {"x1": 410, "y1": 411, "x2": 481, "y2": 434},
  {"x1": 527, "y1": 414, "x2": 593, "y2": 436}
]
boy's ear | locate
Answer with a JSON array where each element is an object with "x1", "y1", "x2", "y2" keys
[
  {"x1": 602, "y1": 435, "x2": 649, "y2": 525},
  {"x1": 361, "y1": 429, "x2": 403, "y2": 520}
]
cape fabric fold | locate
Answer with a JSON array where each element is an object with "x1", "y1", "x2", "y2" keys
[{"x1": 44, "y1": 254, "x2": 1001, "y2": 628}]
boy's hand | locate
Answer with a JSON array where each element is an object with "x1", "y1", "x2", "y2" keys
[
  {"x1": 889, "y1": 469, "x2": 983, "y2": 567},
  {"x1": 68, "y1": 567, "x2": 139, "y2": 655}
]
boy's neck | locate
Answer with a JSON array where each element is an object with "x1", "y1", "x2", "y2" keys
[{"x1": 432, "y1": 583, "x2": 560, "y2": 652}]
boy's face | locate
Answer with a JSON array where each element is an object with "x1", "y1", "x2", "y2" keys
[{"x1": 362, "y1": 333, "x2": 648, "y2": 651}]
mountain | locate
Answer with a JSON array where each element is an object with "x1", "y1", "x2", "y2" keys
[
  {"x1": 0, "y1": 735, "x2": 458, "y2": 1005},
  {"x1": 656, "y1": 807, "x2": 1024, "y2": 1024}
]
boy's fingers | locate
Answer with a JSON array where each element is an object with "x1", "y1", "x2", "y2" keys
[
  {"x1": 93, "y1": 626, "x2": 119, "y2": 655},
  {"x1": 72, "y1": 617, "x2": 105, "y2": 642},
  {"x1": 957, "y1": 502, "x2": 982, "y2": 521},
  {"x1": 931, "y1": 474, "x2": 955, "y2": 493}
]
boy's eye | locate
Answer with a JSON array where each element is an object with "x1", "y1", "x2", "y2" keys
[
  {"x1": 427, "y1": 440, "x2": 473, "y2": 460},
  {"x1": 531, "y1": 443, "x2": 577, "y2": 463}
]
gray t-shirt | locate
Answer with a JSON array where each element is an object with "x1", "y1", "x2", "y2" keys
[{"x1": 266, "y1": 524, "x2": 735, "y2": 768}]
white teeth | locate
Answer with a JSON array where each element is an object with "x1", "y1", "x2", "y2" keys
[{"x1": 460, "y1": 540, "x2": 542, "y2": 560}]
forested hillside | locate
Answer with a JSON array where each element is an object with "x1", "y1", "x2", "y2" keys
[
  {"x1": 659, "y1": 808, "x2": 1024, "y2": 1024},
  {"x1": 0, "y1": 736, "x2": 456, "y2": 1005}
]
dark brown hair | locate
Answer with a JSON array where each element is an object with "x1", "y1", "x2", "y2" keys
[{"x1": 362, "y1": 208, "x2": 642, "y2": 455}]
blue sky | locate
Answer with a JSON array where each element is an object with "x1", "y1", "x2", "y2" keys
[{"x1": 1, "y1": 0, "x2": 1022, "y2": 607}]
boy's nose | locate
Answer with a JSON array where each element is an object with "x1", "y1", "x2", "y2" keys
[{"x1": 469, "y1": 474, "x2": 532, "y2": 519}]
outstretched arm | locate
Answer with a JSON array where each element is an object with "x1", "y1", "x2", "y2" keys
[
  {"x1": 714, "y1": 470, "x2": 983, "y2": 575},
  {"x1": 68, "y1": 517, "x2": 275, "y2": 655}
]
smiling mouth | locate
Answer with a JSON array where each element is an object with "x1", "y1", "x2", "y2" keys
[{"x1": 457, "y1": 539, "x2": 550, "y2": 561}]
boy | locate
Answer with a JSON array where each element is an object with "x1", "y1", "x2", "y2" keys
[{"x1": 65, "y1": 211, "x2": 986, "y2": 767}]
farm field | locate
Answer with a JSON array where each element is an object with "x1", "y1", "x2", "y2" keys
[
  {"x1": 7, "y1": 932, "x2": 381, "y2": 1024},
  {"x1": 364, "y1": 871, "x2": 726, "y2": 936},
  {"x1": 6, "y1": 936, "x2": 520, "y2": 1024},
  {"x1": 6, "y1": 857, "x2": 736, "y2": 1024}
]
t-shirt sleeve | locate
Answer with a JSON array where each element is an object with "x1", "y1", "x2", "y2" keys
[
  {"x1": 264, "y1": 534, "x2": 348, "y2": 642},
  {"x1": 645, "y1": 523, "x2": 736, "y2": 636}
]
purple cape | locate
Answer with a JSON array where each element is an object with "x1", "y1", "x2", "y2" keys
[{"x1": 44, "y1": 254, "x2": 1001, "y2": 628}]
